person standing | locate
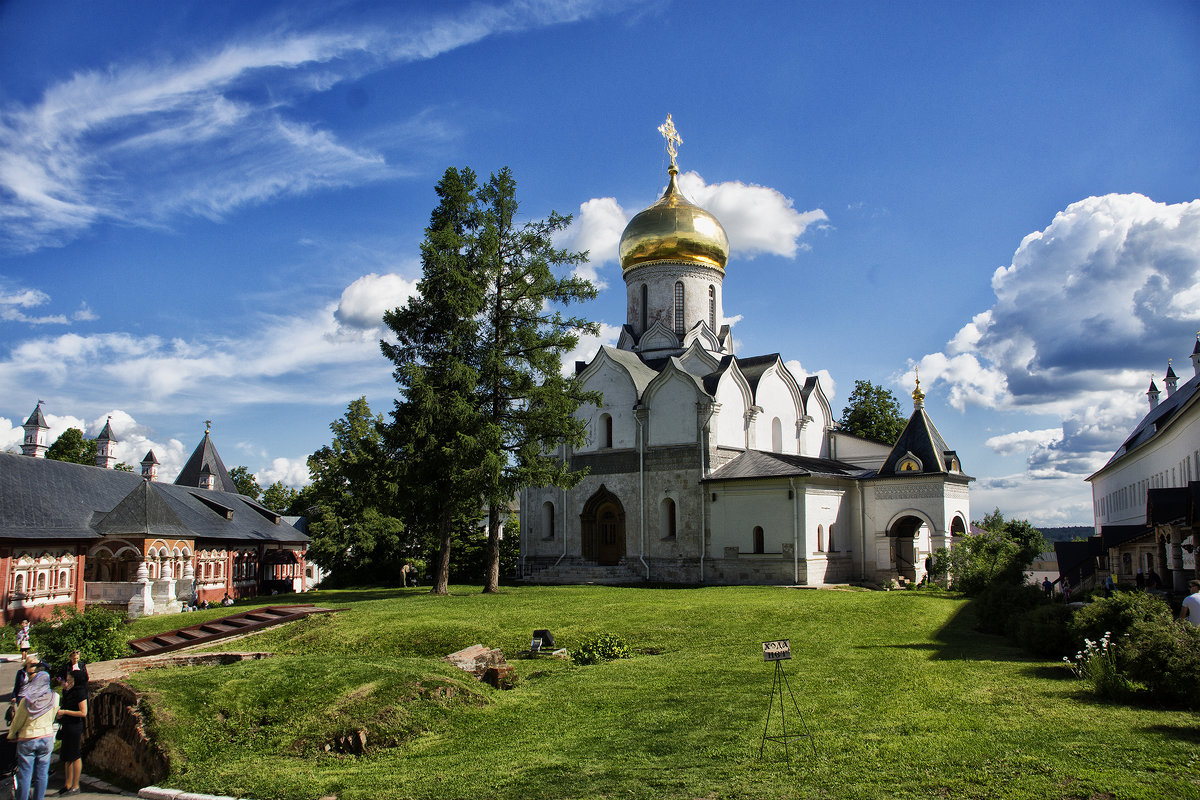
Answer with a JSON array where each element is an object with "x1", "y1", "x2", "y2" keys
[
  {"x1": 15, "y1": 621, "x2": 31, "y2": 658},
  {"x1": 6, "y1": 670, "x2": 59, "y2": 800},
  {"x1": 1181, "y1": 580, "x2": 1200, "y2": 627},
  {"x1": 61, "y1": 650, "x2": 87, "y2": 687},
  {"x1": 55, "y1": 672, "x2": 88, "y2": 796}
]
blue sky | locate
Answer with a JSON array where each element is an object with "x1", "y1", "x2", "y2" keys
[{"x1": 1, "y1": 0, "x2": 1197, "y2": 525}]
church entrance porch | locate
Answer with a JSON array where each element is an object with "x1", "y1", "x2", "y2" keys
[
  {"x1": 887, "y1": 515, "x2": 930, "y2": 584},
  {"x1": 581, "y1": 487, "x2": 627, "y2": 566}
]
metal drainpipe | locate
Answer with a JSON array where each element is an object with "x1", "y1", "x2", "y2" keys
[
  {"x1": 857, "y1": 481, "x2": 867, "y2": 580},
  {"x1": 553, "y1": 449, "x2": 569, "y2": 568},
  {"x1": 636, "y1": 412, "x2": 649, "y2": 580},
  {"x1": 698, "y1": 404, "x2": 716, "y2": 584},
  {"x1": 790, "y1": 477, "x2": 799, "y2": 584}
]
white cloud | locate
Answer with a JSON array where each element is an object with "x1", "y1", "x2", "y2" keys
[
  {"x1": 916, "y1": 192, "x2": 1200, "y2": 497},
  {"x1": 335, "y1": 273, "x2": 419, "y2": 331},
  {"x1": 559, "y1": 197, "x2": 627, "y2": 286},
  {"x1": 985, "y1": 428, "x2": 1063, "y2": 456},
  {"x1": 0, "y1": 1, "x2": 624, "y2": 253},
  {"x1": 256, "y1": 456, "x2": 312, "y2": 489},
  {"x1": 676, "y1": 171, "x2": 828, "y2": 259},
  {"x1": 972, "y1": 473, "x2": 1096, "y2": 527},
  {"x1": 560, "y1": 171, "x2": 828, "y2": 275},
  {"x1": 561, "y1": 322, "x2": 622, "y2": 376},
  {"x1": 786, "y1": 360, "x2": 837, "y2": 402}
]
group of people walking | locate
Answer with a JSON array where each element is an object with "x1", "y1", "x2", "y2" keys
[{"x1": 6, "y1": 620, "x2": 89, "y2": 800}]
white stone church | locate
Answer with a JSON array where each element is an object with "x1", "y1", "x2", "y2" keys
[{"x1": 519, "y1": 123, "x2": 971, "y2": 586}]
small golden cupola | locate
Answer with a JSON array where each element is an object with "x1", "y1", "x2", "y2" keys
[{"x1": 618, "y1": 114, "x2": 729, "y2": 272}]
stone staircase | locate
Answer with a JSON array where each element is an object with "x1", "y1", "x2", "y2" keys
[
  {"x1": 521, "y1": 558, "x2": 647, "y2": 585},
  {"x1": 126, "y1": 604, "x2": 340, "y2": 657}
]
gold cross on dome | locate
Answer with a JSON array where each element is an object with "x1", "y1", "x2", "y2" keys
[{"x1": 658, "y1": 114, "x2": 682, "y2": 168}]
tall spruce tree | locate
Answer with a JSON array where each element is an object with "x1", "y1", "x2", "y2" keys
[
  {"x1": 475, "y1": 168, "x2": 598, "y2": 593},
  {"x1": 382, "y1": 167, "x2": 491, "y2": 595}
]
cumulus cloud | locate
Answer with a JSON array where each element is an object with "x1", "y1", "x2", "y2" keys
[
  {"x1": 915, "y1": 192, "x2": 1200, "y2": 487},
  {"x1": 786, "y1": 360, "x2": 836, "y2": 403},
  {"x1": 256, "y1": 456, "x2": 313, "y2": 489},
  {"x1": 972, "y1": 473, "x2": 1096, "y2": 527},
  {"x1": 335, "y1": 273, "x2": 419, "y2": 331},
  {"x1": 560, "y1": 171, "x2": 828, "y2": 278},
  {"x1": 676, "y1": 172, "x2": 828, "y2": 259},
  {"x1": 0, "y1": 1, "x2": 625, "y2": 253}
]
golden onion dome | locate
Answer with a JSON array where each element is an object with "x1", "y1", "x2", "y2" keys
[{"x1": 619, "y1": 164, "x2": 729, "y2": 272}]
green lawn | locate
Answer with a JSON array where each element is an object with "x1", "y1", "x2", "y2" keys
[{"x1": 125, "y1": 586, "x2": 1200, "y2": 800}]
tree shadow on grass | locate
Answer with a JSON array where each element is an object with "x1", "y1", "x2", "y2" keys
[{"x1": 1142, "y1": 724, "x2": 1200, "y2": 743}]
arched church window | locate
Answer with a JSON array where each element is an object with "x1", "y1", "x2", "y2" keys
[
  {"x1": 771, "y1": 417, "x2": 782, "y2": 453},
  {"x1": 640, "y1": 284, "x2": 648, "y2": 331},
  {"x1": 674, "y1": 282, "x2": 684, "y2": 334},
  {"x1": 828, "y1": 525, "x2": 837, "y2": 552},
  {"x1": 542, "y1": 501, "x2": 556, "y2": 540},
  {"x1": 37, "y1": 573, "x2": 46, "y2": 591},
  {"x1": 14, "y1": 574, "x2": 23, "y2": 595},
  {"x1": 817, "y1": 525, "x2": 825, "y2": 552},
  {"x1": 753, "y1": 526, "x2": 764, "y2": 554},
  {"x1": 661, "y1": 498, "x2": 677, "y2": 538},
  {"x1": 600, "y1": 413, "x2": 613, "y2": 448},
  {"x1": 708, "y1": 285, "x2": 715, "y2": 330}
]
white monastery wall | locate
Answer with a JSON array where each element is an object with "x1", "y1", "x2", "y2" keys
[{"x1": 754, "y1": 370, "x2": 799, "y2": 454}]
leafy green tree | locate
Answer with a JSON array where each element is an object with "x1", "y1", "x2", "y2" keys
[
  {"x1": 937, "y1": 508, "x2": 1046, "y2": 595},
  {"x1": 837, "y1": 380, "x2": 907, "y2": 444},
  {"x1": 114, "y1": 462, "x2": 134, "y2": 472},
  {"x1": 474, "y1": 168, "x2": 598, "y2": 593},
  {"x1": 31, "y1": 605, "x2": 129, "y2": 671},
  {"x1": 382, "y1": 166, "x2": 491, "y2": 596},
  {"x1": 46, "y1": 428, "x2": 97, "y2": 465},
  {"x1": 229, "y1": 466, "x2": 261, "y2": 500},
  {"x1": 261, "y1": 481, "x2": 299, "y2": 513},
  {"x1": 306, "y1": 398, "x2": 410, "y2": 583}
]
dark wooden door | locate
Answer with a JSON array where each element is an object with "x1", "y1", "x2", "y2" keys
[{"x1": 596, "y1": 502, "x2": 623, "y2": 565}]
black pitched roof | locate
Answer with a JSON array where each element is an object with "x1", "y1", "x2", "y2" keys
[
  {"x1": 0, "y1": 452, "x2": 306, "y2": 545},
  {"x1": 879, "y1": 407, "x2": 959, "y2": 476},
  {"x1": 96, "y1": 419, "x2": 116, "y2": 442},
  {"x1": 174, "y1": 432, "x2": 237, "y2": 493},
  {"x1": 24, "y1": 405, "x2": 46, "y2": 429},
  {"x1": 704, "y1": 450, "x2": 870, "y2": 482}
]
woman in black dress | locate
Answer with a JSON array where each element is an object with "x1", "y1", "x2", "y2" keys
[{"x1": 55, "y1": 672, "x2": 87, "y2": 796}]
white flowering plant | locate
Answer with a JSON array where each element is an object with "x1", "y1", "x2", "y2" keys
[{"x1": 1062, "y1": 631, "x2": 1135, "y2": 699}]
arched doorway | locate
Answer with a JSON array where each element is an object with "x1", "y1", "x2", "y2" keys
[
  {"x1": 887, "y1": 514, "x2": 928, "y2": 583},
  {"x1": 581, "y1": 487, "x2": 627, "y2": 566}
]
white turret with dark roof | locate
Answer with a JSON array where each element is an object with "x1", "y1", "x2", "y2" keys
[
  {"x1": 522, "y1": 116, "x2": 970, "y2": 587},
  {"x1": 21, "y1": 402, "x2": 48, "y2": 458},
  {"x1": 95, "y1": 416, "x2": 117, "y2": 469}
]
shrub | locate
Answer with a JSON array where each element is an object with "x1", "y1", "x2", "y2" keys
[
  {"x1": 1063, "y1": 631, "x2": 1135, "y2": 700},
  {"x1": 1013, "y1": 603, "x2": 1074, "y2": 657},
  {"x1": 31, "y1": 605, "x2": 130, "y2": 672},
  {"x1": 1068, "y1": 591, "x2": 1171, "y2": 651},
  {"x1": 1122, "y1": 619, "x2": 1200, "y2": 709},
  {"x1": 570, "y1": 633, "x2": 631, "y2": 666},
  {"x1": 974, "y1": 583, "x2": 1047, "y2": 637}
]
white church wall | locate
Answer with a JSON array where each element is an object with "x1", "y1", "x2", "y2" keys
[
  {"x1": 713, "y1": 374, "x2": 748, "y2": 450},
  {"x1": 646, "y1": 373, "x2": 700, "y2": 446},
  {"x1": 708, "y1": 481, "x2": 794, "y2": 556},
  {"x1": 801, "y1": 382, "x2": 831, "y2": 457},
  {"x1": 754, "y1": 370, "x2": 799, "y2": 454},
  {"x1": 625, "y1": 262, "x2": 724, "y2": 338},
  {"x1": 828, "y1": 432, "x2": 892, "y2": 469},
  {"x1": 577, "y1": 361, "x2": 639, "y2": 452}
]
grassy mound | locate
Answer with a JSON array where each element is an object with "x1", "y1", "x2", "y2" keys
[{"x1": 124, "y1": 586, "x2": 1200, "y2": 800}]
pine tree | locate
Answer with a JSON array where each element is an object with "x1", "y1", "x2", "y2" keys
[
  {"x1": 382, "y1": 167, "x2": 491, "y2": 595},
  {"x1": 474, "y1": 168, "x2": 598, "y2": 593}
]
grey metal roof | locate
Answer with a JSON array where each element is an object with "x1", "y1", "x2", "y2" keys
[
  {"x1": 704, "y1": 450, "x2": 871, "y2": 482},
  {"x1": 23, "y1": 405, "x2": 46, "y2": 429},
  {"x1": 1100, "y1": 371, "x2": 1200, "y2": 472},
  {"x1": 0, "y1": 452, "x2": 307, "y2": 545}
]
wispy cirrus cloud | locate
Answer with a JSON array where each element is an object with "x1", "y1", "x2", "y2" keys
[{"x1": 0, "y1": 0, "x2": 625, "y2": 254}]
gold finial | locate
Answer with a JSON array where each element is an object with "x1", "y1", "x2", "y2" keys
[
  {"x1": 204, "y1": 419, "x2": 212, "y2": 433},
  {"x1": 912, "y1": 367, "x2": 925, "y2": 409},
  {"x1": 658, "y1": 113, "x2": 682, "y2": 170}
]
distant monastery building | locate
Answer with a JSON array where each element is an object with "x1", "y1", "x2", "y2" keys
[
  {"x1": 1059, "y1": 335, "x2": 1200, "y2": 592},
  {"x1": 1, "y1": 409, "x2": 309, "y2": 621},
  {"x1": 520, "y1": 119, "x2": 972, "y2": 586}
]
